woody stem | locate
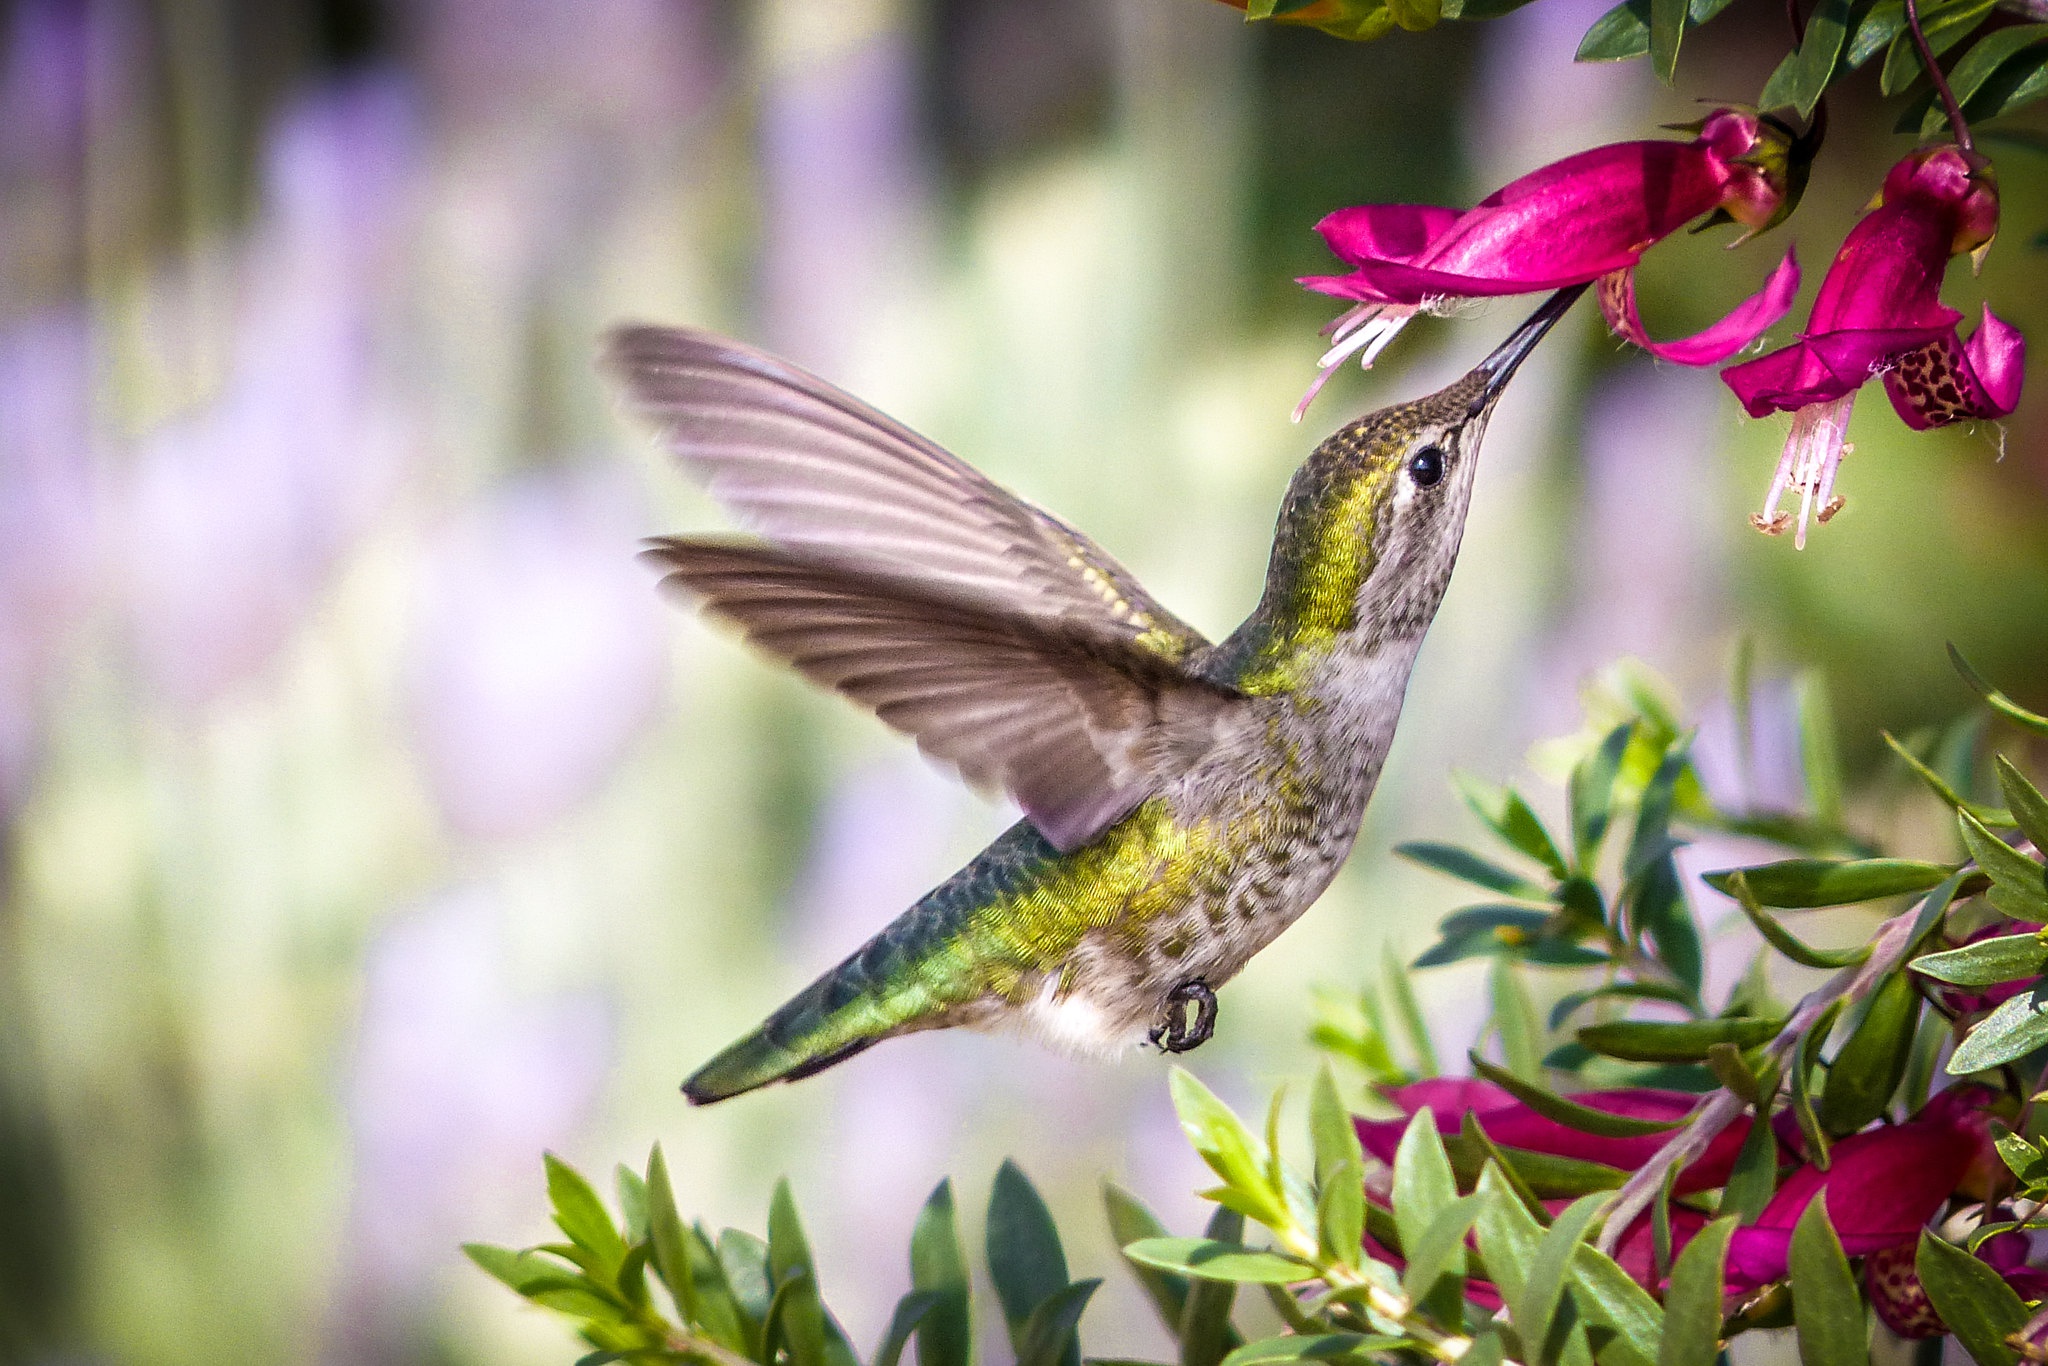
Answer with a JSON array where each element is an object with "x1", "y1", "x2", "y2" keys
[{"x1": 1903, "y1": 0, "x2": 1975, "y2": 153}]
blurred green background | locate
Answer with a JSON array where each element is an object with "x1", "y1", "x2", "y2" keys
[{"x1": 1, "y1": 0, "x2": 2044, "y2": 1361}]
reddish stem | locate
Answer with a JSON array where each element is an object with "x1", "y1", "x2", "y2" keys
[{"x1": 1904, "y1": 0, "x2": 1976, "y2": 153}]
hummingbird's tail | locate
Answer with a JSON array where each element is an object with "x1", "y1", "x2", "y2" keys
[{"x1": 682, "y1": 908, "x2": 983, "y2": 1104}]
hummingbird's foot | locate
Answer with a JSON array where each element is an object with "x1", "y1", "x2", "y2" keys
[{"x1": 1150, "y1": 980, "x2": 1218, "y2": 1054}]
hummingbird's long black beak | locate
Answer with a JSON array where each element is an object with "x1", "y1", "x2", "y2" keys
[{"x1": 1470, "y1": 282, "x2": 1589, "y2": 414}]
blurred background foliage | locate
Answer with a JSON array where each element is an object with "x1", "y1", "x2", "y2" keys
[{"x1": 0, "y1": 0, "x2": 2045, "y2": 1362}]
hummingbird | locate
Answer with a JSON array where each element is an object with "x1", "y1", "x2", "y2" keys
[{"x1": 606, "y1": 284, "x2": 1585, "y2": 1105}]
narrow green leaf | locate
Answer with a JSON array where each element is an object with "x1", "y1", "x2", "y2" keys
[
  {"x1": 1796, "y1": 672, "x2": 1844, "y2": 827},
  {"x1": 1443, "y1": 1132, "x2": 1630, "y2": 1199},
  {"x1": 1789, "y1": 1010, "x2": 1835, "y2": 1172},
  {"x1": 1720, "y1": 1098, "x2": 1780, "y2": 1223},
  {"x1": 1179, "y1": 1208, "x2": 1244, "y2": 1366},
  {"x1": 616, "y1": 1166, "x2": 650, "y2": 1243},
  {"x1": 911, "y1": 1180, "x2": 972, "y2": 1366},
  {"x1": 645, "y1": 1146, "x2": 697, "y2": 1325},
  {"x1": 1168, "y1": 1071, "x2": 1287, "y2": 1228},
  {"x1": 718, "y1": 1228, "x2": 773, "y2": 1329},
  {"x1": 1391, "y1": 1110, "x2": 1458, "y2": 1253},
  {"x1": 1577, "y1": 1016, "x2": 1782, "y2": 1062},
  {"x1": 1961, "y1": 809, "x2": 2048, "y2": 920},
  {"x1": 1472, "y1": 1163, "x2": 1544, "y2": 1302},
  {"x1": 1657, "y1": 1217, "x2": 1736, "y2": 1366},
  {"x1": 1518, "y1": 1193, "x2": 1609, "y2": 1362},
  {"x1": 1220, "y1": 1336, "x2": 1405, "y2": 1366},
  {"x1": 1107, "y1": 1184, "x2": 1204, "y2": 1347},
  {"x1": 1847, "y1": 0, "x2": 1904, "y2": 65},
  {"x1": 1401, "y1": 1192, "x2": 1482, "y2": 1303},
  {"x1": 1788, "y1": 1194, "x2": 1867, "y2": 1366},
  {"x1": 1570, "y1": 1242, "x2": 1664, "y2": 1363},
  {"x1": 547, "y1": 1153, "x2": 628, "y2": 1271},
  {"x1": 1628, "y1": 859, "x2": 1702, "y2": 998},
  {"x1": 1396, "y1": 842, "x2": 1550, "y2": 900},
  {"x1": 1576, "y1": 0, "x2": 1650, "y2": 61},
  {"x1": 988, "y1": 1161, "x2": 1071, "y2": 1359},
  {"x1": 1456, "y1": 774, "x2": 1570, "y2": 879},
  {"x1": 1383, "y1": 946, "x2": 1439, "y2": 1077},
  {"x1": 1996, "y1": 756, "x2": 2048, "y2": 855},
  {"x1": 1917, "y1": 1231, "x2": 2027, "y2": 1365},
  {"x1": 1881, "y1": 0, "x2": 1997, "y2": 94},
  {"x1": 465, "y1": 1242, "x2": 562, "y2": 1295},
  {"x1": 1464, "y1": 1332, "x2": 1507, "y2": 1366},
  {"x1": 1491, "y1": 957, "x2": 1546, "y2": 1083},
  {"x1": 1309, "y1": 1068, "x2": 1363, "y2": 1188},
  {"x1": 875, "y1": 1293, "x2": 943, "y2": 1366},
  {"x1": 1650, "y1": 0, "x2": 1686, "y2": 83},
  {"x1": 1571, "y1": 723, "x2": 1635, "y2": 870},
  {"x1": 1912, "y1": 933, "x2": 2048, "y2": 987},
  {"x1": 1724, "y1": 872, "x2": 1870, "y2": 969},
  {"x1": 1016, "y1": 1281, "x2": 1100, "y2": 1366},
  {"x1": 1623, "y1": 743, "x2": 1690, "y2": 885},
  {"x1": 1948, "y1": 985, "x2": 2048, "y2": 1074},
  {"x1": 1885, "y1": 731, "x2": 2015, "y2": 826},
  {"x1": 1549, "y1": 982, "x2": 1697, "y2": 1030},
  {"x1": 1467, "y1": 1054, "x2": 1687, "y2": 1137},
  {"x1": 1465, "y1": 1118, "x2": 1550, "y2": 1222},
  {"x1": 1950, "y1": 644, "x2": 2048, "y2": 738},
  {"x1": 770, "y1": 1182, "x2": 860, "y2": 1366},
  {"x1": 1818, "y1": 970, "x2": 1920, "y2": 1134},
  {"x1": 1121, "y1": 1239, "x2": 1311, "y2": 1285},
  {"x1": 1702, "y1": 858, "x2": 1954, "y2": 908}
]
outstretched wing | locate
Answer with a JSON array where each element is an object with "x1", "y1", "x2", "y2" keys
[
  {"x1": 604, "y1": 325, "x2": 1207, "y2": 662},
  {"x1": 645, "y1": 538, "x2": 1245, "y2": 852}
]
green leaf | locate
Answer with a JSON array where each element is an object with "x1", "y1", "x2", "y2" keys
[
  {"x1": 1107, "y1": 1185, "x2": 1200, "y2": 1345},
  {"x1": 1571, "y1": 723, "x2": 1635, "y2": 870},
  {"x1": 547, "y1": 1153, "x2": 629, "y2": 1272},
  {"x1": 1760, "y1": 0, "x2": 1853, "y2": 114},
  {"x1": 1917, "y1": 1230, "x2": 2027, "y2": 1365},
  {"x1": 1309, "y1": 1074, "x2": 1364, "y2": 1270},
  {"x1": 1961, "y1": 809, "x2": 2048, "y2": 920},
  {"x1": 1168, "y1": 1072, "x2": 1287, "y2": 1229},
  {"x1": 719, "y1": 1228, "x2": 774, "y2": 1328},
  {"x1": 1657, "y1": 1217, "x2": 1736, "y2": 1366},
  {"x1": 1723, "y1": 872, "x2": 1870, "y2": 969},
  {"x1": 1472, "y1": 1163, "x2": 1544, "y2": 1302},
  {"x1": 1121, "y1": 1240, "x2": 1310, "y2": 1285},
  {"x1": 911, "y1": 1180, "x2": 973, "y2": 1366},
  {"x1": 1391, "y1": 1110, "x2": 1459, "y2": 1252},
  {"x1": 1912, "y1": 933, "x2": 2048, "y2": 987},
  {"x1": 1997, "y1": 756, "x2": 2048, "y2": 855},
  {"x1": 1702, "y1": 859, "x2": 1954, "y2": 908},
  {"x1": 1577, "y1": 1016, "x2": 1782, "y2": 1062},
  {"x1": 1221, "y1": 1336, "x2": 1406, "y2": 1366},
  {"x1": 1788, "y1": 1194, "x2": 1867, "y2": 1366},
  {"x1": 1467, "y1": 1054, "x2": 1687, "y2": 1137},
  {"x1": 1950, "y1": 645, "x2": 2048, "y2": 738},
  {"x1": 645, "y1": 1146, "x2": 697, "y2": 1325},
  {"x1": 1016, "y1": 1281, "x2": 1100, "y2": 1366},
  {"x1": 988, "y1": 1161, "x2": 1071, "y2": 1362},
  {"x1": 1795, "y1": 673, "x2": 1844, "y2": 828},
  {"x1": 1180, "y1": 1208, "x2": 1244, "y2": 1366},
  {"x1": 1650, "y1": 0, "x2": 1686, "y2": 82},
  {"x1": 1719, "y1": 1096, "x2": 1780, "y2": 1223},
  {"x1": 875, "y1": 1293, "x2": 942, "y2": 1366},
  {"x1": 1576, "y1": 0, "x2": 1651, "y2": 61},
  {"x1": 1948, "y1": 984, "x2": 2048, "y2": 1073},
  {"x1": 616, "y1": 1166, "x2": 650, "y2": 1243},
  {"x1": 1886, "y1": 731, "x2": 2015, "y2": 826},
  {"x1": 1570, "y1": 1242, "x2": 1664, "y2": 1363},
  {"x1": 1789, "y1": 1010, "x2": 1836, "y2": 1172},
  {"x1": 1383, "y1": 946, "x2": 1439, "y2": 1077},
  {"x1": 1396, "y1": 842, "x2": 1550, "y2": 900},
  {"x1": 1628, "y1": 860, "x2": 1702, "y2": 998},
  {"x1": 465, "y1": 1241, "x2": 563, "y2": 1295},
  {"x1": 1401, "y1": 1192, "x2": 1483, "y2": 1303},
  {"x1": 1457, "y1": 774, "x2": 1570, "y2": 879},
  {"x1": 1548, "y1": 982, "x2": 1697, "y2": 1030},
  {"x1": 1818, "y1": 970, "x2": 1919, "y2": 1134},
  {"x1": 1847, "y1": 0, "x2": 1905, "y2": 65},
  {"x1": 1491, "y1": 957, "x2": 1546, "y2": 1083},
  {"x1": 1444, "y1": 1132, "x2": 1630, "y2": 1199},
  {"x1": 769, "y1": 1181, "x2": 860, "y2": 1366},
  {"x1": 1518, "y1": 1193, "x2": 1609, "y2": 1364},
  {"x1": 1881, "y1": 0, "x2": 1997, "y2": 94}
]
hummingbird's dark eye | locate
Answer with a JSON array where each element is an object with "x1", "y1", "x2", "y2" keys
[{"x1": 1407, "y1": 445, "x2": 1445, "y2": 488}]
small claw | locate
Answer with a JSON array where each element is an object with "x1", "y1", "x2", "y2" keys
[{"x1": 1156, "y1": 980, "x2": 1218, "y2": 1054}]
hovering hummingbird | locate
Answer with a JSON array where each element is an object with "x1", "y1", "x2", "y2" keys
[{"x1": 607, "y1": 284, "x2": 1585, "y2": 1105}]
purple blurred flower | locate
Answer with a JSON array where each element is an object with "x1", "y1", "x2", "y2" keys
[
  {"x1": 403, "y1": 468, "x2": 669, "y2": 840},
  {"x1": 335, "y1": 888, "x2": 610, "y2": 1357},
  {"x1": 1295, "y1": 111, "x2": 1797, "y2": 417},
  {"x1": 1723, "y1": 146, "x2": 2022, "y2": 548}
]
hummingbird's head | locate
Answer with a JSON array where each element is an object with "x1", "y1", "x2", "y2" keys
[{"x1": 1250, "y1": 286, "x2": 1585, "y2": 661}]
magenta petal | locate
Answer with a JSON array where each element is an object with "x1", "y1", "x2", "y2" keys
[
  {"x1": 1314, "y1": 204, "x2": 1467, "y2": 267},
  {"x1": 1967, "y1": 306, "x2": 2026, "y2": 413},
  {"x1": 1600, "y1": 249, "x2": 1800, "y2": 366},
  {"x1": 1355, "y1": 1080, "x2": 1512, "y2": 1164},
  {"x1": 1884, "y1": 305, "x2": 2028, "y2": 430},
  {"x1": 1721, "y1": 325, "x2": 1953, "y2": 417}
]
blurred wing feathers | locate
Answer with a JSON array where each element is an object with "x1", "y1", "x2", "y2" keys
[
  {"x1": 605, "y1": 325, "x2": 1207, "y2": 662},
  {"x1": 645, "y1": 538, "x2": 1244, "y2": 852}
]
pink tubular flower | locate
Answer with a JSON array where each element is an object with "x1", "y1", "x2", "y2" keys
[
  {"x1": 1295, "y1": 109, "x2": 1799, "y2": 419},
  {"x1": 1721, "y1": 146, "x2": 2024, "y2": 547},
  {"x1": 1356, "y1": 1079, "x2": 1752, "y2": 1195}
]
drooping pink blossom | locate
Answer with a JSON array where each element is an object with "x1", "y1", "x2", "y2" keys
[
  {"x1": 1721, "y1": 146, "x2": 2024, "y2": 547},
  {"x1": 1295, "y1": 110, "x2": 1799, "y2": 418}
]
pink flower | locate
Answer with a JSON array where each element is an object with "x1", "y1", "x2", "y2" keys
[
  {"x1": 1295, "y1": 110, "x2": 1799, "y2": 418},
  {"x1": 1356, "y1": 1079, "x2": 1753, "y2": 1196},
  {"x1": 1723, "y1": 1087, "x2": 1999, "y2": 1292},
  {"x1": 1721, "y1": 146, "x2": 2024, "y2": 547}
]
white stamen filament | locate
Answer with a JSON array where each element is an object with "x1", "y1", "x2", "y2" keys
[
  {"x1": 1292, "y1": 308, "x2": 1417, "y2": 424},
  {"x1": 1753, "y1": 392, "x2": 1856, "y2": 549}
]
